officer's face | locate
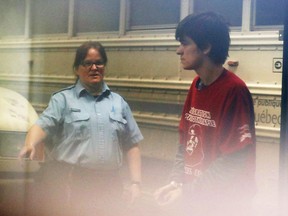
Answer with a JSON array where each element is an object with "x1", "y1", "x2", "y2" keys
[{"x1": 76, "y1": 48, "x2": 105, "y2": 86}]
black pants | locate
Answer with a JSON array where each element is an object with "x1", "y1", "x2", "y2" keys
[{"x1": 26, "y1": 161, "x2": 124, "y2": 216}]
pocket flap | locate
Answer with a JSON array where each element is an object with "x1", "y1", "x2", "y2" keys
[
  {"x1": 66, "y1": 109, "x2": 90, "y2": 123},
  {"x1": 109, "y1": 112, "x2": 127, "y2": 124}
]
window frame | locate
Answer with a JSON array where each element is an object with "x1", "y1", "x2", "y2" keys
[{"x1": 0, "y1": 0, "x2": 284, "y2": 39}]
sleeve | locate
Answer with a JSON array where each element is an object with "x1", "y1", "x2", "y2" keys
[
  {"x1": 219, "y1": 86, "x2": 255, "y2": 155},
  {"x1": 122, "y1": 100, "x2": 143, "y2": 148},
  {"x1": 179, "y1": 80, "x2": 195, "y2": 147},
  {"x1": 184, "y1": 145, "x2": 254, "y2": 194},
  {"x1": 170, "y1": 83, "x2": 193, "y2": 182},
  {"x1": 35, "y1": 94, "x2": 65, "y2": 136},
  {"x1": 169, "y1": 144, "x2": 185, "y2": 183}
]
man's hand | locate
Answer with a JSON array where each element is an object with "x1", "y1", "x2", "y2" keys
[{"x1": 154, "y1": 182, "x2": 183, "y2": 206}]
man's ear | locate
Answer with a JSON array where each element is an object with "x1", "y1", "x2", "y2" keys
[{"x1": 203, "y1": 44, "x2": 211, "y2": 55}]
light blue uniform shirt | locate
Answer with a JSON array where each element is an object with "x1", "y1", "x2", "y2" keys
[{"x1": 36, "y1": 80, "x2": 143, "y2": 170}]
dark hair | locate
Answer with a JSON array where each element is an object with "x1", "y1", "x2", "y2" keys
[
  {"x1": 175, "y1": 12, "x2": 230, "y2": 64},
  {"x1": 73, "y1": 41, "x2": 108, "y2": 71}
]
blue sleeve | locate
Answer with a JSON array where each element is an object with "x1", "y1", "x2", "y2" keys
[
  {"x1": 122, "y1": 100, "x2": 143, "y2": 148},
  {"x1": 35, "y1": 93, "x2": 65, "y2": 136}
]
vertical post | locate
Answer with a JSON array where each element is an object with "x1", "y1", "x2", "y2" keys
[
  {"x1": 279, "y1": 1, "x2": 288, "y2": 215},
  {"x1": 241, "y1": 0, "x2": 252, "y2": 32},
  {"x1": 68, "y1": 0, "x2": 75, "y2": 38},
  {"x1": 24, "y1": 0, "x2": 31, "y2": 39},
  {"x1": 180, "y1": 0, "x2": 190, "y2": 20},
  {"x1": 119, "y1": 0, "x2": 127, "y2": 36}
]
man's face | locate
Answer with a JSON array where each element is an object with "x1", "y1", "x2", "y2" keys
[
  {"x1": 76, "y1": 48, "x2": 105, "y2": 86},
  {"x1": 176, "y1": 36, "x2": 205, "y2": 71}
]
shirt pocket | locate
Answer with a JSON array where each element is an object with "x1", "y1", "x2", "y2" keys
[
  {"x1": 109, "y1": 112, "x2": 127, "y2": 136},
  {"x1": 64, "y1": 109, "x2": 90, "y2": 140}
]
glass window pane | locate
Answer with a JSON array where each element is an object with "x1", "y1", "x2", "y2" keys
[
  {"x1": 255, "y1": 0, "x2": 284, "y2": 26},
  {"x1": 0, "y1": 132, "x2": 27, "y2": 157},
  {"x1": 130, "y1": 0, "x2": 180, "y2": 29},
  {"x1": 75, "y1": 0, "x2": 120, "y2": 33},
  {"x1": 31, "y1": 0, "x2": 69, "y2": 35},
  {"x1": 0, "y1": 0, "x2": 26, "y2": 36},
  {"x1": 193, "y1": 0, "x2": 243, "y2": 27}
]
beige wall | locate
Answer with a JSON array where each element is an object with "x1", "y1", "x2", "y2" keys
[{"x1": 228, "y1": 49, "x2": 283, "y2": 85}]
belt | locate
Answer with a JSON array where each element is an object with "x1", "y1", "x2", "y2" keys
[{"x1": 39, "y1": 160, "x2": 119, "y2": 178}]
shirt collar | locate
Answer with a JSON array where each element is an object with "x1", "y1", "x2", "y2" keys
[{"x1": 75, "y1": 80, "x2": 110, "y2": 98}]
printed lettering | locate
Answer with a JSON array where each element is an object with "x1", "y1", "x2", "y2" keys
[{"x1": 255, "y1": 109, "x2": 281, "y2": 126}]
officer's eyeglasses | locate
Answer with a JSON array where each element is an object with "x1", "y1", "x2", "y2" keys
[{"x1": 81, "y1": 60, "x2": 105, "y2": 69}]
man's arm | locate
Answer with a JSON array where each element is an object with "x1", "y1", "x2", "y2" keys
[
  {"x1": 169, "y1": 144, "x2": 185, "y2": 183},
  {"x1": 184, "y1": 145, "x2": 253, "y2": 193},
  {"x1": 154, "y1": 144, "x2": 184, "y2": 206}
]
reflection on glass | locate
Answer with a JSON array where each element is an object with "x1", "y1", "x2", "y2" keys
[
  {"x1": 75, "y1": 0, "x2": 120, "y2": 33},
  {"x1": 31, "y1": 0, "x2": 69, "y2": 35},
  {"x1": 0, "y1": 0, "x2": 25, "y2": 36},
  {"x1": 130, "y1": 0, "x2": 180, "y2": 29},
  {"x1": 193, "y1": 0, "x2": 243, "y2": 26},
  {"x1": 255, "y1": 0, "x2": 284, "y2": 26}
]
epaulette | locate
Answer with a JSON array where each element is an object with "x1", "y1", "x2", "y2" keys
[{"x1": 52, "y1": 85, "x2": 75, "y2": 95}]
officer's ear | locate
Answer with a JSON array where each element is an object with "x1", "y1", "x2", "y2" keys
[{"x1": 203, "y1": 43, "x2": 211, "y2": 55}]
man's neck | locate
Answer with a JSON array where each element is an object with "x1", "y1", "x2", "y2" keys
[{"x1": 196, "y1": 65, "x2": 224, "y2": 86}]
